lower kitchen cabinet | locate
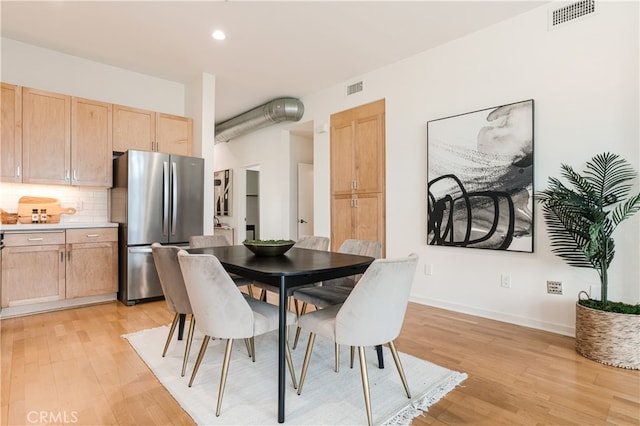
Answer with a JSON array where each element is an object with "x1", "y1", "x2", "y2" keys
[
  {"x1": 1, "y1": 231, "x2": 66, "y2": 307},
  {"x1": 65, "y1": 228, "x2": 118, "y2": 298},
  {"x1": 1, "y1": 227, "x2": 118, "y2": 308}
]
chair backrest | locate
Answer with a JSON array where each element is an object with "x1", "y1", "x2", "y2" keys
[
  {"x1": 339, "y1": 239, "x2": 382, "y2": 259},
  {"x1": 177, "y1": 250, "x2": 255, "y2": 339},
  {"x1": 151, "y1": 243, "x2": 192, "y2": 315},
  {"x1": 335, "y1": 253, "x2": 418, "y2": 347},
  {"x1": 324, "y1": 239, "x2": 382, "y2": 287},
  {"x1": 294, "y1": 235, "x2": 330, "y2": 251},
  {"x1": 189, "y1": 234, "x2": 231, "y2": 248}
]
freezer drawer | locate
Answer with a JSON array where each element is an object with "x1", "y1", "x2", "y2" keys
[{"x1": 119, "y1": 246, "x2": 164, "y2": 304}]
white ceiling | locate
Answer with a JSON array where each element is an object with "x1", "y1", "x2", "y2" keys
[{"x1": 1, "y1": 1, "x2": 547, "y2": 123}]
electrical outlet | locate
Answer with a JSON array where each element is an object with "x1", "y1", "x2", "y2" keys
[
  {"x1": 501, "y1": 274, "x2": 511, "y2": 288},
  {"x1": 424, "y1": 264, "x2": 433, "y2": 276},
  {"x1": 547, "y1": 280, "x2": 563, "y2": 295}
]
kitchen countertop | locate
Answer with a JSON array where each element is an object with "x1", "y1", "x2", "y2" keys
[{"x1": 0, "y1": 223, "x2": 118, "y2": 232}]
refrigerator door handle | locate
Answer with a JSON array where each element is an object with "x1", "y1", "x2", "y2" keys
[
  {"x1": 171, "y1": 161, "x2": 178, "y2": 235},
  {"x1": 129, "y1": 247, "x2": 153, "y2": 254},
  {"x1": 163, "y1": 161, "x2": 170, "y2": 236}
]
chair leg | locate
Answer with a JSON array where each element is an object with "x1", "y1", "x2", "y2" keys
[
  {"x1": 297, "y1": 332, "x2": 316, "y2": 395},
  {"x1": 250, "y1": 337, "x2": 256, "y2": 362},
  {"x1": 244, "y1": 338, "x2": 252, "y2": 358},
  {"x1": 189, "y1": 335, "x2": 211, "y2": 387},
  {"x1": 285, "y1": 340, "x2": 297, "y2": 389},
  {"x1": 216, "y1": 339, "x2": 234, "y2": 417},
  {"x1": 162, "y1": 313, "x2": 180, "y2": 357},
  {"x1": 247, "y1": 284, "x2": 254, "y2": 298},
  {"x1": 335, "y1": 343, "x2": 340, "y2": 372},
  {"x1": 181, "y1": 316, "x2": 196, "y2": 377},
  {"x1": 260, "y1": 289, "x2": 267, "y2": 301},
  {"x1": 357, "y1": 346, "x2": 373, "y2": 426},
  {"x1": 388, "y1": 341, "x2": 411, "y2": 398},
  {"x1": 292, "y1": 302, "x2": 308, "y2": 350}
]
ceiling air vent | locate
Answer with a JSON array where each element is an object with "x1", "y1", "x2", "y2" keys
[
  {"x1": 346, "y1": 81, "x2": 363, "y2": 96},
  {"x1": 549, "y1": 0, "x2": 596, "y2": 29}
]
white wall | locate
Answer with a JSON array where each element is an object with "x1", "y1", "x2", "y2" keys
[
  {"x1": 1, "y1": 39, "x2": 185, "y2": 114},
  {"x1": 1, "y1": 38, "x2": 214, "y2": 232},
  {"x1": 218, "y1": 2, "x2": 639, "y2": 335}
]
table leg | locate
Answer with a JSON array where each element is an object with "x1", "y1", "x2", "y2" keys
[
  {"x1": 277, "y1": 276, "x2": 286, "y2": 423},
  {"x1": 178, "y1": 313, "x2": 186, "y2": 340},
  {"x1": 376, "y1": 345, "x2": 384, "y2": 369}
]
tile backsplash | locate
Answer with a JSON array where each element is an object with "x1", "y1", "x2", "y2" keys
[{"x1": 0, "y1": 183, "x2": 110, "y2": 223}]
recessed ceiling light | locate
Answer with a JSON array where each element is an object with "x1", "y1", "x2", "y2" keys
[{"x1": 211, "y1": 30, "x2": 226, "y2": 41}]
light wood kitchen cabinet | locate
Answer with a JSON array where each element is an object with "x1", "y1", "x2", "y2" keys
[
  {"x1": 71, "y1": 97, "x2": 113, "y2": 187},
  {"x1": 156, "y1": 113, "x2": 193, "y2": 156},
  {"x1": 1, "y1": 83, "x2": 22, "y2": 183},
  {"x1": 331, "y1": 193, "x2": 384, "y2": 250},
  {"x1": 1, "y1": 228, "x2": 118, "y2": 308},
  {"x1": 65, "y1": 228, "x2": 118, "y2": 299},
  {"x1": 330, "y1": 99, "x2": 386, "y2": 254},
  {"x1": 22, "y1": 87, "x2": 71, "y2": 185},
  {"x1": 113, "y1": 105, "x2": 192, "y2": 156},
  {"x1": 113, "y1": 104, "x2": 155, "y2": 152},
  {"x1": 1, "y1": 231, "x2": 66, "y2": 307},
  {"x1": 330, "y1": 99, "x2": 385, "y2": 196}
]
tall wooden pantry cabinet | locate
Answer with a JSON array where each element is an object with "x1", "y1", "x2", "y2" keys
[{"x1": 330, "y1": 99, "x2": 386, "y2": 255}]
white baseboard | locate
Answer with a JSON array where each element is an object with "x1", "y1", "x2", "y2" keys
[
  {"x1": 410, "y1": 296, "x2": 575, "y2": 337},
  {"x1": 0, "y1": 293, "x2": 117, "y2": 319}
]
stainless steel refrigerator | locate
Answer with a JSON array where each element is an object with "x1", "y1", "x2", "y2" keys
[{"x1": 111, "y1": 150, "x2": 204, "y2": 305}]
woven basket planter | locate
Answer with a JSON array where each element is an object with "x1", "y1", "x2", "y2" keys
[{"x1": 575, "y1": 302, "x2": 640, "y2": 370}]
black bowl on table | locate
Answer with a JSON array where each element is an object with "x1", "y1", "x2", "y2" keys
[{"x1": 243, "y1": 240, "x2": 295, "y2": 256}]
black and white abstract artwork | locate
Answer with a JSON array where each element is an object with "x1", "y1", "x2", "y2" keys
[
  {"x1": 427, "y1": 100, "x2": 534, "y2": 252},
  {"x1": 214, "y1": 169, "x2": 232, "y2": 216}
]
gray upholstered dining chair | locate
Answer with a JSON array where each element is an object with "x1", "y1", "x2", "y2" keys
[
  {"x1": 189, "y1": 234, "x2": 254, "y2": 295},
  {"x1": 291, "y1": 239, "x2": 382, "y2": 350},
  {"x1": 251, "y1": 235, "x2": 330, "y2": 303},
  {"x1": 151, "y1": 243, "x2": 196, "y2": 377},
  {"x1": 296, "y1": 253, "x2": 419, "y2": 426},
  {"x1": 176, "y1": 249, "x2": 298, "y2": 417}
]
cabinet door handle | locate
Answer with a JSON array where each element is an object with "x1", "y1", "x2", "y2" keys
[
  {"x1": 67, "y1": 250, "x2": 71, "y2": 262},
  {"x1": 60, "y1": 251, "x2": 64, "y2": 262},
  {"x1": 73, "y1": 169, "x2": 78, "y2": 181},
  {"x1": 86, "y1": 234, "x2": 99, "y2": 238},
  {"x1": 28, "y1": 237, "x2": 44, "y2": 241},
  {"x1": 16, "y1": 165, "x2": 20, "y2": 178}
]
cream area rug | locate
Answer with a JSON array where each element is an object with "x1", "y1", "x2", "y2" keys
[{"x1": 123, "y1": 324, "x2": 467, "y2": 425}]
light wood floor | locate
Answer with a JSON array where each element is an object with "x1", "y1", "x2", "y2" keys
[{"x1": 1, "y1": 300, "x2": 638, "y2": 425}]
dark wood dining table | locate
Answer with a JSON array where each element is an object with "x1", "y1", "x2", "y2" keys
[{"x1": 186, "y1": 244, "x2": 374, "y2": 423}]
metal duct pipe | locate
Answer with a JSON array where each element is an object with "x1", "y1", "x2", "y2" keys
[{"x1": 215, "y1": 97, "x2": 304, "y2": 143}]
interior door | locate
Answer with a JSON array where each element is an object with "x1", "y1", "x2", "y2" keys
[{"x1": 297, "y1": 163, "x2": 314, "y2": 238}]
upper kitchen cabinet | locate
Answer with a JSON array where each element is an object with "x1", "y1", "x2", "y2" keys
[
  {"x1": 156, "y1": 113, "x2": 193, "y2": 156},
  {"x1": 1, "y1": 83, "x2": 22, "y2": 183},
  {"x1": 22, "y1": 87, "x2": 71, "y2": 185},
  {"x1": 71, "y1": 97, "x2": 113, "y2": 187},
  {"x1": 113, "y1": 104, "x2": 155, "y2": 153},
  {"x1": 113, "y1": 105, "x2": 192, "y2": 156}
]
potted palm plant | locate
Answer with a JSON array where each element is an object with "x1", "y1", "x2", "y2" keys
[{"x1": 537, "y1": 152, "x2": 640, "y2": 369}]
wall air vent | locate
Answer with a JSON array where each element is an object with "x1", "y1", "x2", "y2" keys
[
  {"x1": 346, "y1": 81, "x2": 363, "y2": 96},
  {"x1": 549, "y1": 0, "x2": 596, "y2": 29}
]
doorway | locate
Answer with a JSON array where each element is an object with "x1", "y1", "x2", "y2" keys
[
  {"x1": 297, "y1": 163, "x2": 314, "y2": 237},
  {"x1": 246, "y1": 168, "x2": 260, "y2": 240}
]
